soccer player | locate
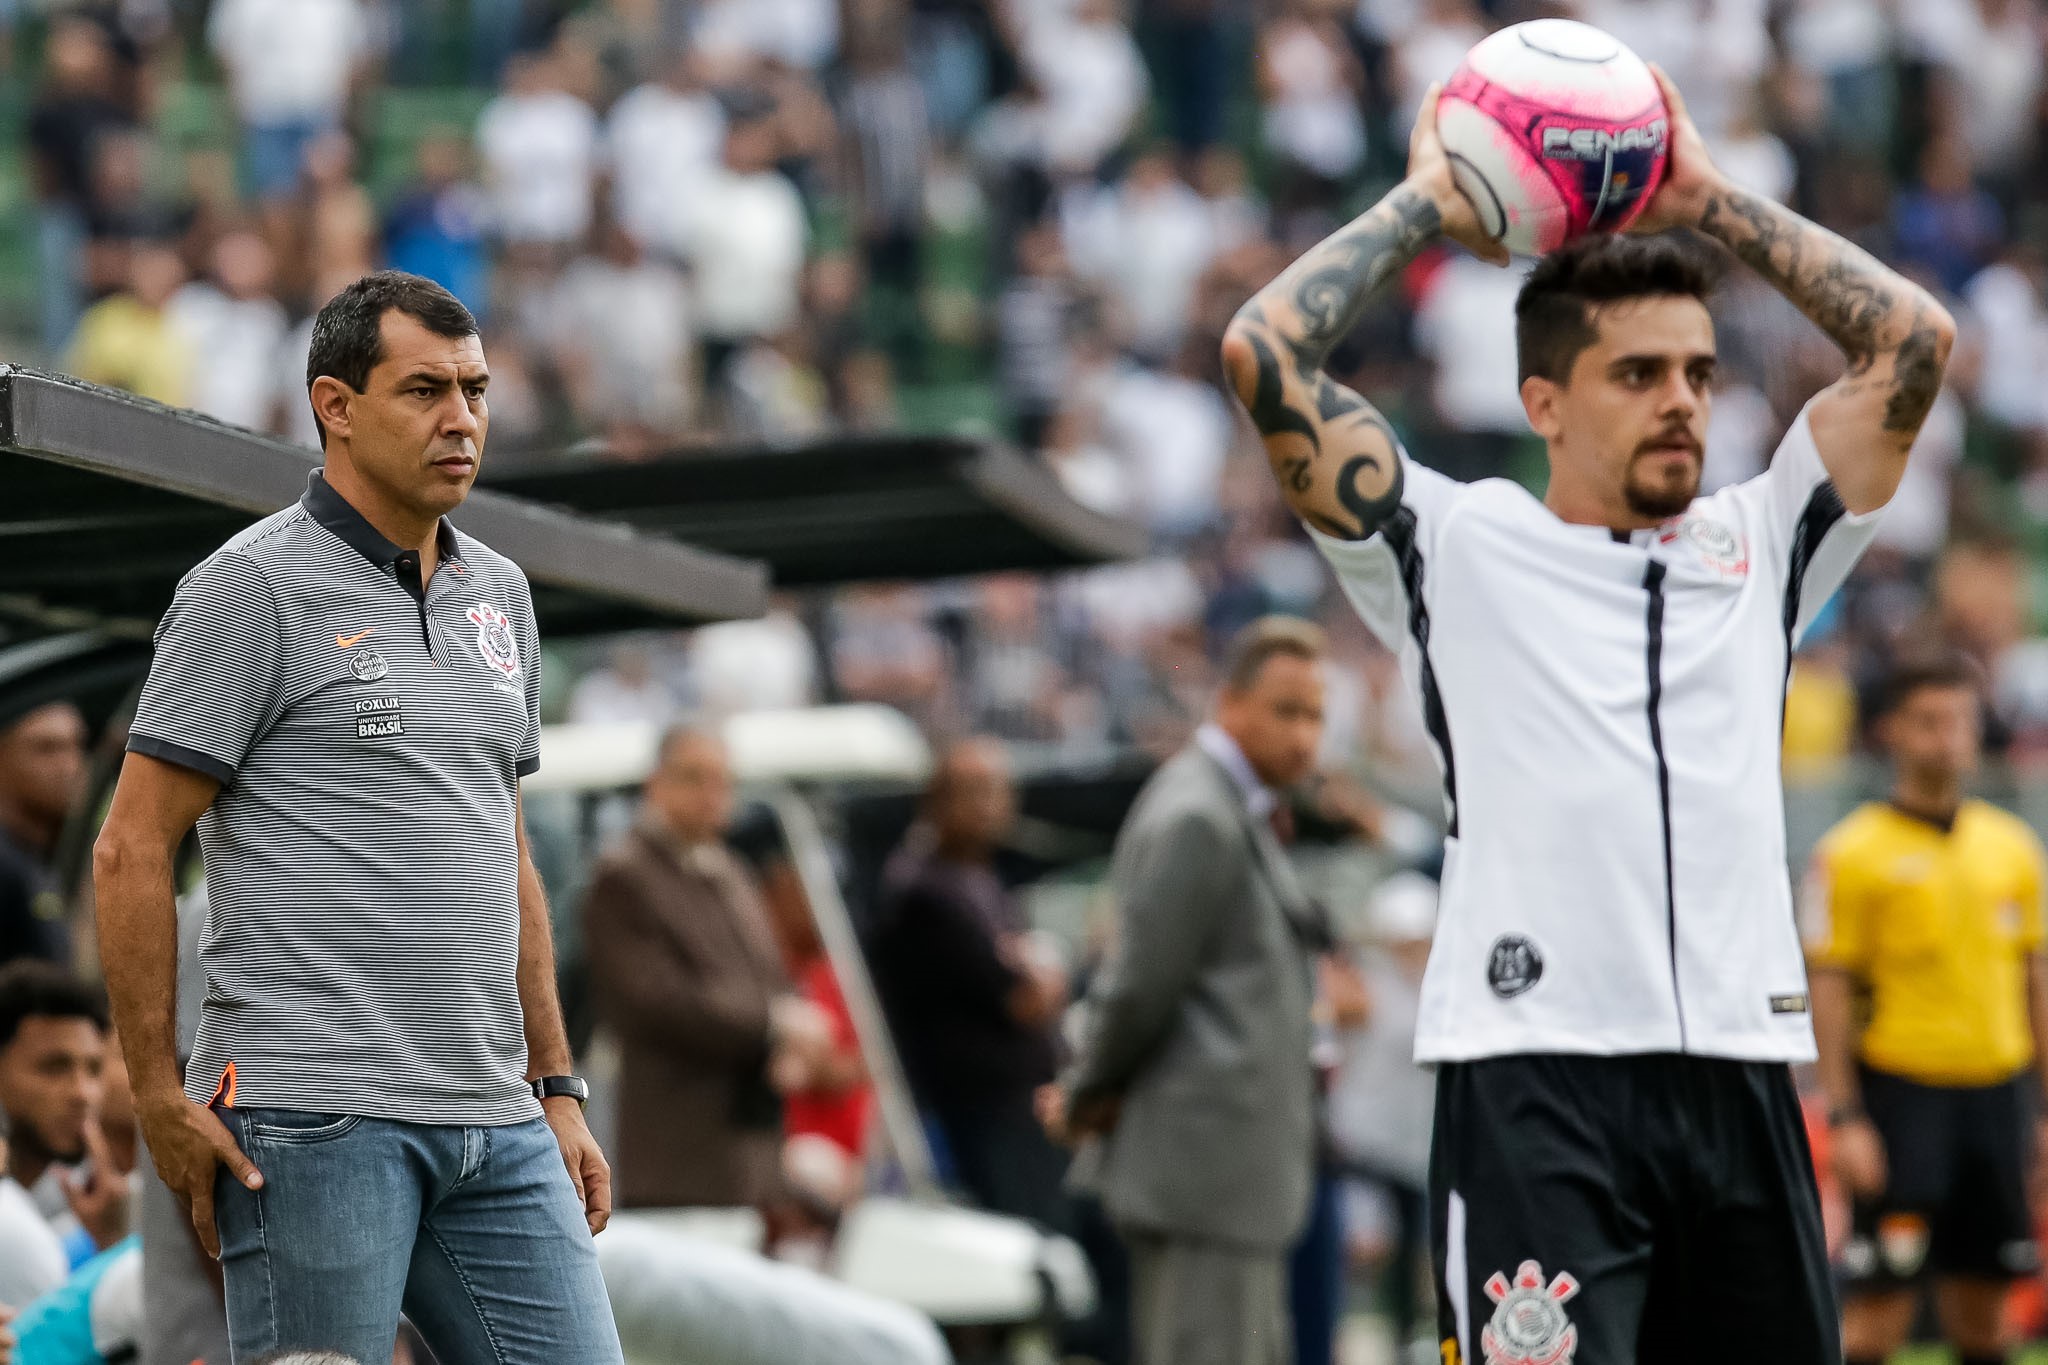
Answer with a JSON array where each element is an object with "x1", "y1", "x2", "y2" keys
[
  {"x1": 1220, "y1": 71, "x2": 1955, "y2": 1362},
  {"x1": 1807, "y1": 653, "x2": 2048, "y2": 1365}
]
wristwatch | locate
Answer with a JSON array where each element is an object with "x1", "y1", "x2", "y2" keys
[{"x1": 532, "y1": 1075, "x2": 590, "y2": 1107}]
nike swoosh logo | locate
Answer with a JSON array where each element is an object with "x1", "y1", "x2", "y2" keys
[{"x1": 337, "y1": 629, "x2": 375, "y2": 648}]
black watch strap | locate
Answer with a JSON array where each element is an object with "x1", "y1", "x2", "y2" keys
[{"x1": 533, "y1": 1075, "x2": 590, "y2": 1106}]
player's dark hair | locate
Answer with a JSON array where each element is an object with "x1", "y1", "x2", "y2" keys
[
  {"x1": 305, "y1": 270, "x2": 478, "y2": 447},
  {"x1": 0, "y1": 961, "x2": 107, "y2": 1052},
  {"x1": 1222, "y1": 615, "x2": 1326, "y2": 693},
  {"x1": 1878, "y1": 650, "x2": 1982, "y2": 718},
  {"x1": 1515, "y1": 234, "x2": 1724, "y2": 385}
]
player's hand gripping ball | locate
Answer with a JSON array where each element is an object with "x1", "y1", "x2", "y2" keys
[{"x1": 1436, "y1": 18, "x2": 1669, "y2": 257}]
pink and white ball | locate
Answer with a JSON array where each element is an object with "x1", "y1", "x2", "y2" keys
[{"x1": 1436, "y1": 19, "x2": 1670, "y2": 258}]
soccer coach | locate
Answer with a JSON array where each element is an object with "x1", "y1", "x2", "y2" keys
[{"x1": 93, "y1": 272, "x2": 623, "y2": 1364}]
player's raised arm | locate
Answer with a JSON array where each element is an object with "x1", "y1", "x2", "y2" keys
[
  {"x1": 1220, "y1": 86, "x2": 1507, "y2": 542},
  {"x1": 1630, "y1": 68, "x2": 1955, "y2": 516}
]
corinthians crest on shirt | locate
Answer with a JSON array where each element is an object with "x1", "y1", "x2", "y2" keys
[
  {"x1": 1480, "y1": 1260, "x2": 1580, "y2": 1365},
  {"x1": 467, "y1": 602, "x2": 521, "y2": 678},
  {"x1": 1659, "y1": 511, "x2": 1750, "y2": 580}
]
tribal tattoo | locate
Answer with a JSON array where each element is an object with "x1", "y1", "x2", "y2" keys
[
  {"x1": 1697, "y1": 187, "x2": 1945, "y2": 436},
  {"x1": 1223, "y1": 185, "x2": 1441, "y2": 538}
]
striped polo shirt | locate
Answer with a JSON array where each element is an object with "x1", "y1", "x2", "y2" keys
[{"x1": 128, "y1": 470, "x2": 543, "y2": 1125}]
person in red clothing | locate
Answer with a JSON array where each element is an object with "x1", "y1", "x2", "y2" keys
[{"x1": 732, "y1": 818, "x2": 872, "y2": 1215}]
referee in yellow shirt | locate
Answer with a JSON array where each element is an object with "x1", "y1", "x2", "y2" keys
[{"x1": 1807, "y1": 652, "x2": 2048, "y2": 1365}]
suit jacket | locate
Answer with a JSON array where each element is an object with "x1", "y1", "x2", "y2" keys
[
  {"x1": 1062, "y1": 744, "x2": 1323, "y2": 1251},
  {"x1": 581, "y1": 823, "x2": 789, "y2": 1209}
]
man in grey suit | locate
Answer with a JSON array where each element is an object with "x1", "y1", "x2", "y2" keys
[{"x1": 1041, "y1": 616, "x2": 1329, "y2": 1365}]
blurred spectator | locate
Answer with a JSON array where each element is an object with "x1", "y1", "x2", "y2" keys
[
  {"x1": 0, "y1": 963, "x2": 123, "y2": 1260},
  {"x1": 27, "y1": 18, "x2": 133, "y2": 353},
  {"x1": 964, "y1": 576, "x2": 1071, "y2": 742},
  {"x1": 729, "y1": 819, "x2": 870, "y2": 1222},
  {"x1": 1893, "y1": 131, "x2": 2004, "y2": 295},
  {"x1": 1018, "y1": 0, "x2": 1148, "y2": 177},
  {"x1": 283, "y1": 131, "x2": 379, "y2": 305},
  {"x1": 1063, "y1": 147, "x2": 1215, "y2": 362},
  {"x1": 206, "y1": 0, "x2": 371, "y2": 203},
  {"x1": 545, "y1": 200, "x2": 697, "y2": 446},
  {"x1": 165, "y1": 228, "x2": 289, "y2": 431},
  {"x1": 605, "y1": 49, "x2": 726, "y2": 258},
  {"x1": 1785, "y1": 628, "x2": 1860, "y2": 781},
  {"x1": 1898, "y1": 0, "x2": 2044, "y2": 187},
  {"x1": 567, "y1": 644, "x2": 677, "y2": 727},
  {"x1": 1412, "y1": 252, "x2": 1534, "y2": 481},
  {"x1": 691, "y1": 0, "x2": 839, "y2": 73},
  {"x1": 1044, "y1": 402, "x2": 1136, "y2": 517},
  {"x1": 383, "y1": 130, "x2": 492, "y2": 322},
  {"x1": 674, "y1": 93, "x2": 809, "y2": 398},
  {"x1": 690, "y1": 603, "x2": 822, "y2": 716},
  {"x1": 1962, "y1": 244, "x2": 2048, "y2": 439},
  {"x1": 0, "y1": 1106, "x2": 67, "y2": 1315},
  {"x1": 0, "y1": 704, "x2": 83, "y2": 972},
  {"x1": 1928, "y1": 538, "x2": 2048, "y2": 763},
  {"x1": 868, "y1": 739, "x2": 1070, "y2": 1228},
  {"x1": 828, "y1": 587, "x2": 948, "y2": 725},
  {"x1": 1097, "y1": 339, "x2": 1232, "y2": 539},
  {"x1": 1257, "y1": 0, "x2": 1366, "y2": 212},
  {"x1": 839, "y1": 11, "x2": 934, "y2": 297},
  {"x1": 995, "y1": 221, "x2": 1076, "y2": 449},
  {"x1": 725, "y1": 330, "x2": 832, "y2": 439},
  {"x1": 1329, "y1": 872, "x2": 1438, "y2": 1356},
  {"x1": 476, "y1": 48, "x2": 601, "y2": 253},
  {"x1": 580, "y1": 728, "x2": 834, "y2": 1209},
  {"x1": 63, "y1": 239, "x2": 189, "y2": 406}
]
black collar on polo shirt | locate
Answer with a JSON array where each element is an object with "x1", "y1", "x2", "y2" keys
[{"x1": 301, "y1": 469, "x2": 460, "y2": 604}]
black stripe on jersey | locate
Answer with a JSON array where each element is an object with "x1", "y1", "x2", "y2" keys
[
  {"x1": 1642, "y1": 558, "x2": 1686, "y2": 1052},
  {"x1": 1383, "y1": 506, "x2": 1459, "y2": 836},
  {"x1": 1782, "y1": 482, "x2": 1848, "y2": 642}
]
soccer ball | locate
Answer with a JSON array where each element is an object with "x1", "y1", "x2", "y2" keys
[{"x1": 1436, "y1": 19, "x2": 1669, "y2": 258}]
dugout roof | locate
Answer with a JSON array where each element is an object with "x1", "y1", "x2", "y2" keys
[
  {"x1": 483, "y1": 432, "x2": 1148, "y2": 587},
  {"x1": 0, "y1": 367, "x2": 769, "y2": 641}
]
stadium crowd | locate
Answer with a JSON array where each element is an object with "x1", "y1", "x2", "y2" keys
[
  {"x1": 10, "y1": 0, "x2": 2048, "y2": 779},
  {"x1": 12, "y1": 0, "x2": 2048, "y2": 1362}
]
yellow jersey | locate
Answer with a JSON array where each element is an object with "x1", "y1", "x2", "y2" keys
[{"x1": 1804, "y1": 800, "x2": 2046, "y2": 1086}]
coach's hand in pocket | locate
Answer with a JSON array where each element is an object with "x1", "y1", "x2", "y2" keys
[
  {"x1": 139, "y1": 1093, "x2": 263, "y2": 1259},
  {"x1": 1830, "y1": 1116, "x2": 1888, "y2": 1200}
]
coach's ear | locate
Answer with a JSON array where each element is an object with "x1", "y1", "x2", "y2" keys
[
  {"x1": 310, "y1": 374, "x2": 354, "y2": 446},
  {"x1": 1521, "y1": 374, "x2": 1564, "y2": 443}
]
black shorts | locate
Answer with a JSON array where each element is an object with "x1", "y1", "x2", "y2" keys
[
  {"x1": 1430, "y1": 1053, "x2": 1836, "y2": 1365},
  {"x1": 1841, "y1": 1066, "x2": 2039, "y2": 1291}
]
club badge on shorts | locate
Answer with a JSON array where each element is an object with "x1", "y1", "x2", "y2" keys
[
  {"x1": 467, "y1": 602, "x2": 520, "y2": 678},
  {"x1": 1481, "y1": 1260, "x2": 1579, "y2": 1365}
]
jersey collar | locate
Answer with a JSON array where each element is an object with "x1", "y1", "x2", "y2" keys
[
  {"x1": 302, "y1": 468, "x2": 459, "y2": 571},
  {"x1": 1195, "y1": 723, "x2": 1278, "y2": 821}
]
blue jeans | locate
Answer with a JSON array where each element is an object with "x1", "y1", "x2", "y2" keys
[{"x1": 212, "y1": 1108, "x2": 623, "y2": 1365}]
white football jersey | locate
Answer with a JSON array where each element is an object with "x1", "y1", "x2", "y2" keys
[{"x1": 1314, "y1": 406, "x2": 1880, "y2": 1063}]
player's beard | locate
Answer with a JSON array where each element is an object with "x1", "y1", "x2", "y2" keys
[{"x1": 1623, "y1": 448, "x2": 1701, "y2": 520}]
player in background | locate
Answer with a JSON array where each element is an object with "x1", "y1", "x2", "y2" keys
[
  {"x1": 1220, "y1": 64, "x2": 1953, "y2": 1364},
  {"x1": 1807, "y1": 652, "x2": 2048, "y2": 1365}
]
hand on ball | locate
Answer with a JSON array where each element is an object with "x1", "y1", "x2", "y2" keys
[
  {"x1": 1407, "y1": 82, "x2": 1513, "y2": 268},
  {"x1": 1623, "y1": 65, "x2": 1727, "y2": 237}
]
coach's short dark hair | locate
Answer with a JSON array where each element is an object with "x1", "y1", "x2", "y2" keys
[
  {"x1": 0, "y1": 961, "x2": 107, "y2": 1052},
  {"x1": 1221, "y1": 616, "x2": 1326, "y2": 693},
  {"x1": 1877, "y1": 649, "x2": 1982, "y2": 718},
  {"x1": 305, "y1": 271, "x2": 477, "y2": 443},
  {"x1": 1515, "y1": 235, "x2": 1724, "y2": 385}
]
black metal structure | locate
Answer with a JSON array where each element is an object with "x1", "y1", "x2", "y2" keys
[
  {"x1": 0, "y1": 367, "x2": 769, "y2": 640},
  {"x1": 485, "y1": 433, "x2": 1148, "y2": 586}
]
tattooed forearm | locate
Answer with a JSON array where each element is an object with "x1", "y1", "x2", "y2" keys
[
  {"x1": 1222, "y1": 181, "x2": 1441, "y2": 537},
  {"x1": 1697, "y1": 186, "x2": 1950, "y2": 435},
  {"x1": 1264, "y1": 184, "x2": 1441, "y2": 370}
]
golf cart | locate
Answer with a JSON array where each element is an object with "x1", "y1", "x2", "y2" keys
[{"x1": 522, "y1": 706, "x2": 1098, "y2": 1360}]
